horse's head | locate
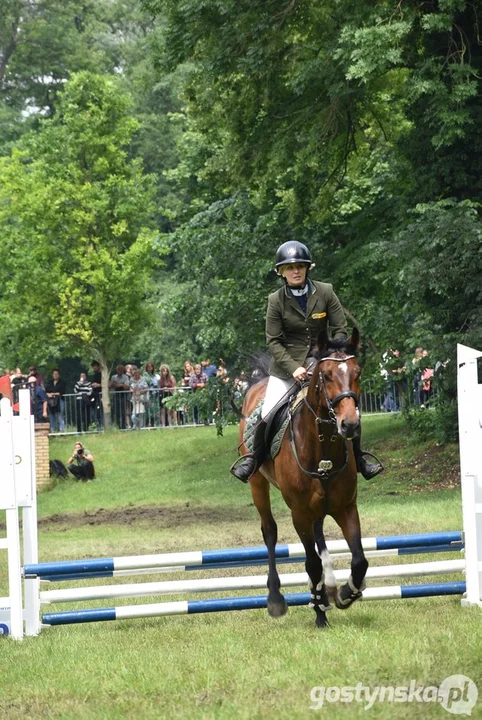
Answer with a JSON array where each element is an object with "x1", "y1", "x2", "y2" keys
[{"x1": 312, "y1": 328, "x2": 361, "y2": 439}]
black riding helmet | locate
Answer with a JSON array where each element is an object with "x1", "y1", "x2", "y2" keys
[{"x1": 275, "y1": 241, "x2": 312, "y2": 273}]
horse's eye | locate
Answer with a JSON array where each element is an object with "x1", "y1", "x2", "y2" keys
[{"x1": 323, "y1": 374, "x2": 332, "y2": 383}]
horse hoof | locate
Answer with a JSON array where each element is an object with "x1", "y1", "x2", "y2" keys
[
  {"x1": 267, "y1": 595, "x2": 288, "y2": 618},
  {"x1": 335, "y1": 584, "x2": 362, "y2": 610},
  {"x1": 315, "y1": 611, "x2": 329, "y2": 629}
]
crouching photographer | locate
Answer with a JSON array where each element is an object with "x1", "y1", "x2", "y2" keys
[{"x1": 67, "y1": 442, "x2": 95, "y2": 481}]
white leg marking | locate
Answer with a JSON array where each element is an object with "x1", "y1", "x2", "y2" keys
[{"x1": 321, "y1": 549, "x2": 336, "y2": 588}]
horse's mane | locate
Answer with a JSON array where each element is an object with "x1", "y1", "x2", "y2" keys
[{"x1": 314, "y1": 336, "x2": 357, "y2": 360}]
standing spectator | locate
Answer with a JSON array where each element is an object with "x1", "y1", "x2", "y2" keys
[
  {"x1": 125, "y1": 364, "x2": 135, "y2": 429},
  {"x1": 109, "y1": 365, "x2": 130, "y2": 430},
  {"x1": 411, "y1": 347, "x2": 424, "y2": 406},
  {"x1": 201, "y1": 359, "x2": 218, "y2": 380},
  {"x1": 130, "y1": 369, "x2": 149, "y2": 429},
  {"x1": 380, "y1": 349, "x2": 405, "y2": 412},
  {"x1": 189, "y1": 363, "x2": 208, "y2": 424},
  {"x1": 74, "y1": 372, "x2": 93, "y2": 433},
  {"x1": 159, "y1": 364, "x2": 177, "y2": 427},
  {"x1": 0, "y1": 371, "x2": 12, "y2": 404},
  {"x1": 28, "y1": 365, "x2": 45, "y2": 388},
  {"x1": 178, "y1": 361, "x2": 194, "y2": 424},
  {"x1": 181, "y1": 361, "x2": 194, "y2": 386},
  {"x1": 89, "y1": 361, "x2": 103, "y2": 429},
  {"x1": 11, "y1": 368, "x2": 27, "y2": 411},
  {"x1": 45, "y1": 369, "x2": 66, "y2": 432},
  {"x1": 420, "y1": 350, "x2": 434, "y2": 407},
  {"x1": 142, "y1": 362, "x2": 160, "y2": 428},
  {"x1": 28, "y1": 376, "x2": 48, "y2": 423}
]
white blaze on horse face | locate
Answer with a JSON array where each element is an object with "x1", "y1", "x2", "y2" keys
[{"x1": 338, "y1": 362, "x2": 348, "y2": 374}]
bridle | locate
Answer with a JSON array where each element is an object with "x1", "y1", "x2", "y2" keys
[
  {"x1": 314, "y1": 355, "x2": 359, "y2": 429},
  {"x1": 288, "y1": 354, "x2": 360, "y2": 487}
]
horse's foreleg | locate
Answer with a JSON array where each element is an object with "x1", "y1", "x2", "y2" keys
[
  {"x1": 313, "y1": 518, "x2": 335, "y2": 619},
  {"x1": 250, "y1": 473, "x2": 287, "y2": 618},
  {"x1": 293, "y1": 512, "x2": 329, "y2": 628},
  {"x1": 332, "y1": 503, "x2": 368, "y2": 610}
]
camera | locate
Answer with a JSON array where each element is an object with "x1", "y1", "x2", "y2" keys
[{"x1": 77, "y1": 448, "x2": 84, "y2": 455}]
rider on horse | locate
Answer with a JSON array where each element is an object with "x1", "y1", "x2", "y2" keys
[{"x1": 231, "y1": 240, "x2": 383, "y2": 483}]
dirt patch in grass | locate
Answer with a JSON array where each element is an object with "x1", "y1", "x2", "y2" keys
[
  {"x1": 36, "y1": 504, "x2": 254, "y2": 530},
  {"x1": 407, "y1": 444, "x2": 460, "y2": 491},
  {"x1": 0, "y1": 503, "x2": 255, "y2": 533}
]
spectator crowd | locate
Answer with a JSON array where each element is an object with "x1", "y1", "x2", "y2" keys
[
  {"x1": 379, "y1": 347, "x2": 440, "y2": 413},
  {"x1": 0, "y1": 359, "x2": 231, "y2": 432},
  {"x1": 0, "y1": 346, "x2": 442, "y2": 432}
]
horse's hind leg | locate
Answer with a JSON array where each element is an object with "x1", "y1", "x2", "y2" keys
[
  {"x1": 332, "y1": 503, "x2": 368, "y2": 610},
  {"x1": 250, "y1": 473, "x2": 287, "y2": 618},
  {"x1": 293, "y1": 512, "x2": 330, "y2": 628}
]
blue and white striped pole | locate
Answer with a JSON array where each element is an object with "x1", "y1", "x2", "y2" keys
[
  {"x1": 35, "y1": 542, "x2": 465, "y2": 583},
  {"x1": 41, "y1": 581, "x2": 467, "y2": 627},
  {"x1": 24, "y1": 531, "x2": 463, "y2": 580}
]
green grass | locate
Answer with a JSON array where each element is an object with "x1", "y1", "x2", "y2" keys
[{"x1": 1, "y1": 416, "x2": 480, "y2": 719}]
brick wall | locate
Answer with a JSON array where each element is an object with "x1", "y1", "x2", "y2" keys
[{"x1": 34, "y1": 423, "x2": 50, "y2": 490}]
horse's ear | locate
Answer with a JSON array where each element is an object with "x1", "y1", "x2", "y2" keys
[
  {"x1": 349, "y1": 327, "x2": 360, "y2": 351},
  {"x1": 316, "y1": 329, "x2": 329, "y2": 352}
]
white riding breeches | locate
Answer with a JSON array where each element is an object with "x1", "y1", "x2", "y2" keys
[{"x1": 261, "y1": 375, "x2": 297, "y2": 419}]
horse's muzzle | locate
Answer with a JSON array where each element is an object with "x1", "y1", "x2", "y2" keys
[{"x1": 338, "y1": 419, "x2": 361, "y2": 439}]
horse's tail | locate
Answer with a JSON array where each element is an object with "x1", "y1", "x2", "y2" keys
[
  {"x1": 247, "y1": 351, "x2": 271, "y2": 386},
  {"x1": 230, "y1": 395, "x2": 242, "y2": 418}
]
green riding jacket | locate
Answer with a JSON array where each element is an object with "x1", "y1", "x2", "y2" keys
[{"x1": 265, "y1": 280, "x2": 348, "y2": 380}]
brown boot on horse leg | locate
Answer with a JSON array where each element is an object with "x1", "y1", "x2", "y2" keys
[
  {"x1": 352, "y1": 435, "x2": 383, "y2": 480},
  {"x1": 231, "y1": 420, "x2": 267, "y2": 482}
]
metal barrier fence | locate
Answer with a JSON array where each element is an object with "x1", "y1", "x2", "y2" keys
[
  {"x1": 0, "y1": 379, "x2": 434, "y2": 435},
  {"x1": 49, "y1": 379, "x2": 407, "y2": 435},
  {"x1": 55, "y1": 387, "x2": 198, "y2": 434}
]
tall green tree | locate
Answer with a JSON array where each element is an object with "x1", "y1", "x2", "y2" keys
[
  {"x1": 0, "y1": 72, "x2": 161, "y2": 427},
  {"x1": 144, "y1": 0, "x2": 482, "y2": 345}
]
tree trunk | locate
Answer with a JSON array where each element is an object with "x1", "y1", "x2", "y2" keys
[
  {"x1": 0, "y1": 3, "x2": 21, "y2": 88},
  {"x1": 100, "y1": 352, "x2": 111, "y2": 431}
]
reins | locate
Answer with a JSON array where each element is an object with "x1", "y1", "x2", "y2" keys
[{"x1": 288, "y1": 354, "x2": 359, "y2": 506}]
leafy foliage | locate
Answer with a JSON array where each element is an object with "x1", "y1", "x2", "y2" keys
[
  {"x1": 0, "y1": 1, "x2": 480, "y2": 445},
  {"x1": 0, "y1": 72, "x2": 162, "y2": 424}
]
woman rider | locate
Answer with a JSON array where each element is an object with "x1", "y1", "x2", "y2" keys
[{"x1": 231, "y1": 240, "x2": 383, "y2": 483}]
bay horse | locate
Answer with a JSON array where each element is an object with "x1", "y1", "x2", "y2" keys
[{"x1": 239, "y1": 329, "x2": 368, "y2": 628}]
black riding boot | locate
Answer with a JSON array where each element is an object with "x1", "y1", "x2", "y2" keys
[
  {"x1": 352, "y1": 436, "x2": 383, "y2": 480},
  {"x1": 231, "y1": 420, "x2": 267, "y2": 483}
]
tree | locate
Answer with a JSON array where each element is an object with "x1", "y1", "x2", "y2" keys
[
  {"x1": 143, "y1": 0, "x2": 482, "y2": 362},
  {"x1": 0, "y1": 72, "x2": 161, "y2": 427}
]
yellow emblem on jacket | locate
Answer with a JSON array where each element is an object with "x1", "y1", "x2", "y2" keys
[{"x1": 311, "y1": 312, "x2": 327, "y2": 319}]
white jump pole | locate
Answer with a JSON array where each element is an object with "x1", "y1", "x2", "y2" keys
[
  {"x1": 39, "y1": 558, "x2": 465, "y2": 605},
  {"x1": 457, "y1": 343, "x2": 482, "y2": 607}
]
